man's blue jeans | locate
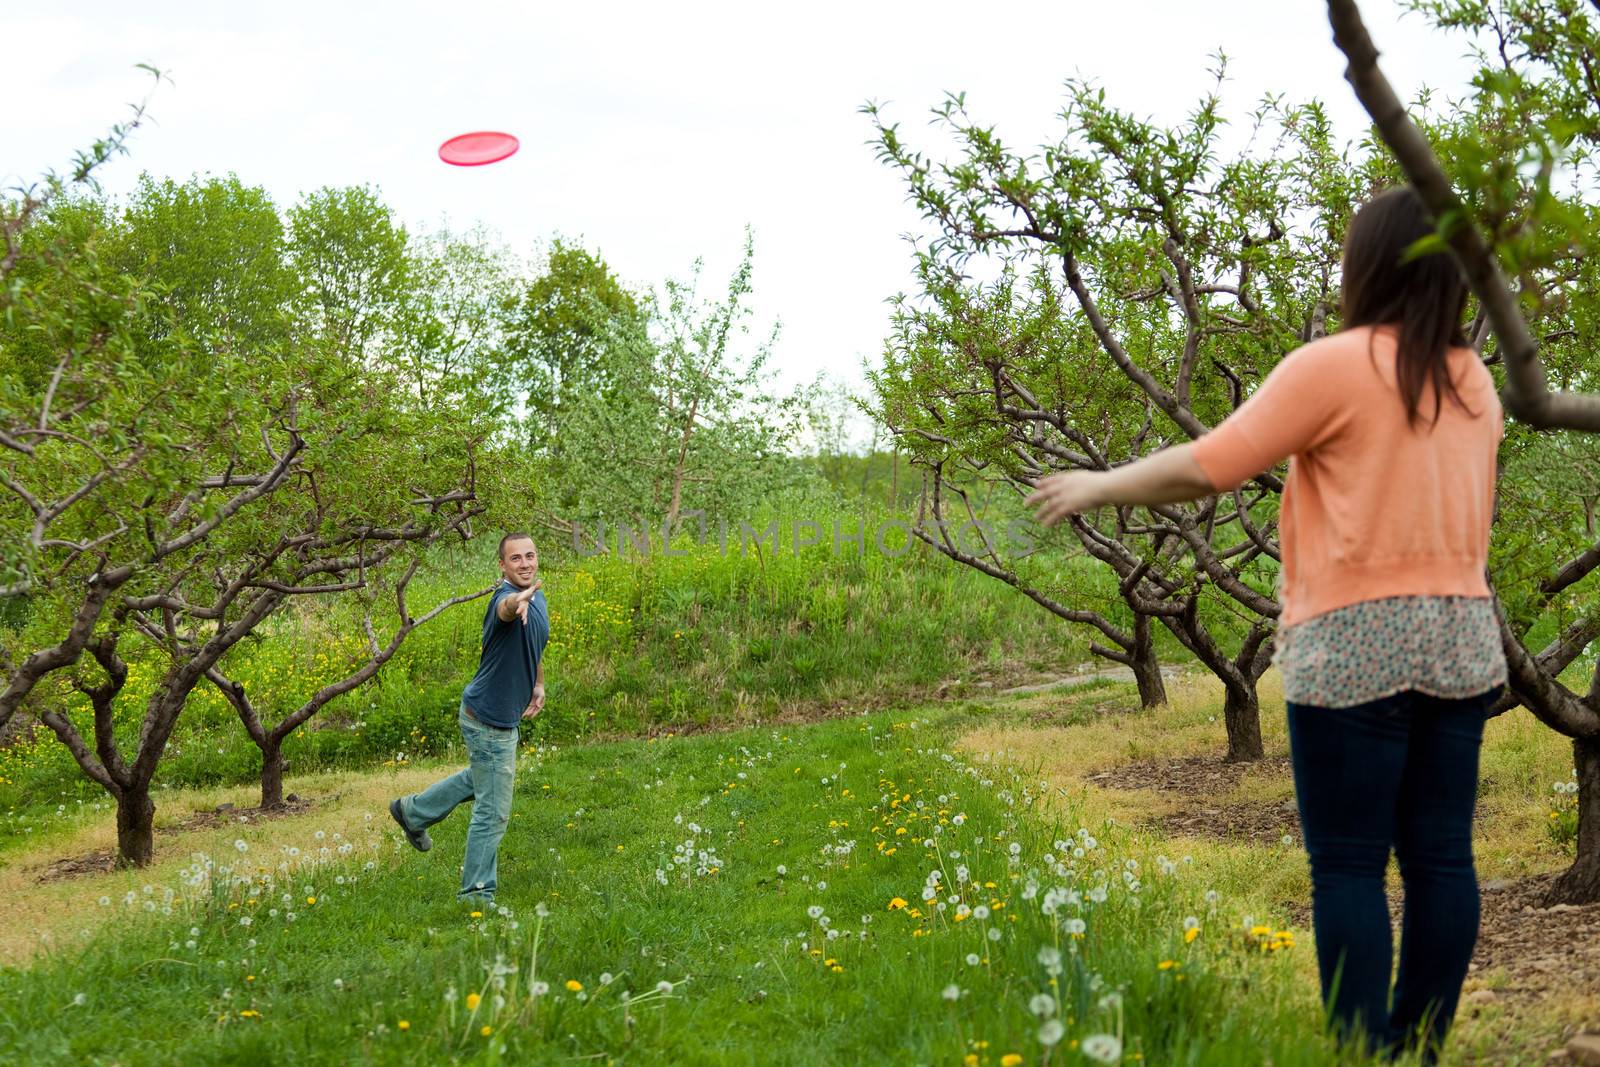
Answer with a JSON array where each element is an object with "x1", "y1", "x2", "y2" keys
[
  {"x1": 401, "y1": 707, "x2": 517, "y2": 902},
  {"x1": 1287, "y1": 687, "x2": 1499, "y2": 1061}
]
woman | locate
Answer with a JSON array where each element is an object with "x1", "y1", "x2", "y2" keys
[{"x1": 1027, "y1": 186, "x2": 1506, "y2": 1061}]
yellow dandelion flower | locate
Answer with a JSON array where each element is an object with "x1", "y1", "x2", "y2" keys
[
  {"x1": 466, "y1": 993, "x2": 481, "y2": 1011},
  {"x1": 481, "y1": 1025, "x2": 493, "y2": 1037},
  {"x1": 566, "y1": 980, "x2": 583, "y2": 992},
  {"x1": 1002, "y1": 1056, "x2": 1024, "y2": 1067},
  {"x1": 888, "y1": 897, "x2": 908, "y2": 910},
  {"x1": 398, "y1": 1020, "x2": 410, "y2": 1031},
  {"x1": 470, "y1": 911, "x2": 483, "y2": 919},
  {"x1": 1185, "y1": 927, "x2": 1200, "y2": 943}
]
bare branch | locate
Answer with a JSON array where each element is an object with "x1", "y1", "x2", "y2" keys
[{"x1": 1327, "y1": 0, "x2": 1600, "y2": 431}]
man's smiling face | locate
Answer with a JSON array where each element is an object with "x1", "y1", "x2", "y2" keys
[{"x1": 499, "y1": 537, "x2": 538, "y2": 589}]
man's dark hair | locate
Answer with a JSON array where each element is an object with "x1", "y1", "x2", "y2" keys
[{"x1": 498, "y1": 532, "x2": 535, "y2": 559}]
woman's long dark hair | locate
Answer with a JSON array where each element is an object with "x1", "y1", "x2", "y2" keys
[{"x1": 1340, "y1": 186, "x2": 1472, "y2": 428}]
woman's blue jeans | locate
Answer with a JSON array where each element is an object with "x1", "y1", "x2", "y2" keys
[
  {"x1": 1287, "y1": 687, "x2": 1499, "y2": 1061},
  {"x1": 400, "y1": 707, "x2": 517, "y2": 902}
]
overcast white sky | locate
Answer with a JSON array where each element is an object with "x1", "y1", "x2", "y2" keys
[{"x1": 11, "y1": 1, "x2": 1481, "y2": 416}]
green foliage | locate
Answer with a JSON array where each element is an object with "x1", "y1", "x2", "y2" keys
[
  {"x1": 0, "y1": 515, "x2": 1102, "y2": 824},
  {"x1": 501, "y1": 238, "x2": 645, "y2": 452},
  {"x1": 547, "y1": 232, "x2": 808, "y2": 532}
]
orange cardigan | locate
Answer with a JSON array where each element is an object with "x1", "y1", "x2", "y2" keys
[{"x1": 1190, "y1": 326, "x2": 1502, "y2": 628}]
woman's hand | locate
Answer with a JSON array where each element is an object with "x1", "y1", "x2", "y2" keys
[
  {"x1": 1025, "y1": 471, "x2": 1108, "y2": 527},
  {"x1": 1027, "y1": 447, "x2": 1216, "y2": 526}
]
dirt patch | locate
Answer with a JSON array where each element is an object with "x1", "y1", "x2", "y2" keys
[
  {"x1": 33, "y1": 848, "x2": 118, "y2": 882},
  {"x1": 1084, "y1": 754, "x2": 1294, "y2": 796},
  {"x1": 1150, "y1": 800, "x2": 1303, "y2": 845},
  {"x1": 159, "y1": 794, "x2": 318, "y2": 835},
  {"x1": 1470, "y1": 873, "x2": 1600, "y2": 1005},
  {"x1": 32, "y1": 796, "x2": 321, "y2": 884}
]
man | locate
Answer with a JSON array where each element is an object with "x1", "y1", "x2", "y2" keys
[{"x1": 389, "y1": 532, "x2": 548, "y2": 903}]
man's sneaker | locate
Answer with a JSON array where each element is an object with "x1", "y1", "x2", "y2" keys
[{"x1": 389, "y1": 798, "x2": 432, "y2": 853}]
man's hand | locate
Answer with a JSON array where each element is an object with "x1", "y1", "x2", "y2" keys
[
  {"x1": 521, "y1": 683, "x2": 546, "y2": 720},
  {"x1": 498, "y1": 578, "x2": 543, "y2": 624}
]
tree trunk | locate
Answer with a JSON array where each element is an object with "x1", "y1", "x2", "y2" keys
[
  {"x1": 1545, "y1": 735, "x2": 1600, "y2": 905},
  {"x1": 1130, "y1": 614, "x2": 1167, "y2": 709},
  {"x1": 260, "y1": 737, "x2": 287, "y2": 810},
  {"x1": 115, "y1": 785, "x2": 155, "y2": 867},
  {"x1": 1222, "y1": 679, "x2": 1265, "y2": 762}
]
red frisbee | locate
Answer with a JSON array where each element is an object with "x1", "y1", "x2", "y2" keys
[{"x1": 438, "y1": 131, "x2": 520, "y2": 167}]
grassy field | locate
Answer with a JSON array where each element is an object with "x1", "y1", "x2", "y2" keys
[{"x1": 0, "y1": 672, "x2": 1581, "y2": 1065}]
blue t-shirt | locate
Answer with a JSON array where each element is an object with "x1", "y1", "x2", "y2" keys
[{"x1": 461, "y1": 581, "x2": 549, "y2": 728}]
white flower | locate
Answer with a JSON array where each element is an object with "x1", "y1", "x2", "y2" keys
[
  {"x1": 656, "y1": 980, "x2": 673, "y2": 994},
  {"x1": 941, "y1": 984, "x2": 962, "y2": 1002},
  {"x1": 922, "y1": 886, "x2": 938, "y2": 902},
  {"x1": 776, "y1": 865, "x2": 787, "y2": 876},
  {"x1": 1037, "y1": 1019, "x2": 1067, "y2": 1047},
  {"x1": 71, "y1": 993, "x2": 87, "y2": 1007},
  {"x1": 234, "y1": 840, "x2": 248, "y2": 853},
  {"x1": 1037, "y1": 946, "x2": 1062, "y2": 969},
  {"x1": 600, "y1": 972, "x2": 614, "y2": 985},
  {"x1": 807, "y1": 905, "x2": 824, "y2": 920},
  {"x1": 972, "y1": 905, "x2": 990, "y2": 920},
  {"x1": 1009, "y1": 842, "x2": 1022, "y2": 856},
  {"x1": 1183, "y1": 916, "x2": 1200, "y2": 931},
  {"x1": 1081, "y1": 1033, "x2": 1122, "y2": 1062},
  {"x1": 530, "y1": 981, "x2": 549, "y2": 996},
  {"x1": 1064, "y1": 918, "x2": 1087, "y2": 936},
  {"x1": 1029, "y1": 993, "x2": 1057, "y2": 1017},
  {"x1": 987, "y1": 927, "x2": 1002, "y2": 942},
  {"x1": 965, "y1": 953, "x2": 980, "y2": 966}
]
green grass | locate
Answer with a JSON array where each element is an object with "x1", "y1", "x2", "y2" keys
[{"x1": 0, "y1": 705, "x2": 1376, "y2": 1067}]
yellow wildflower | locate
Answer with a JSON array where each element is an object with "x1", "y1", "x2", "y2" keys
[
  {"x1": 466, "y1": 993, "x2": 481, "y2": 1011},
  {"x1": 398, "y1": 1020, "x2": 410, "y2": 1031},
  {"x1": 566, "y1": 980, "x2": 584, "y2": 992}
]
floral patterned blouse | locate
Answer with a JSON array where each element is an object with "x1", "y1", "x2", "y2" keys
[{"x1": 1274, "y1": 595, "x2": 1507, "y2": 709}]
